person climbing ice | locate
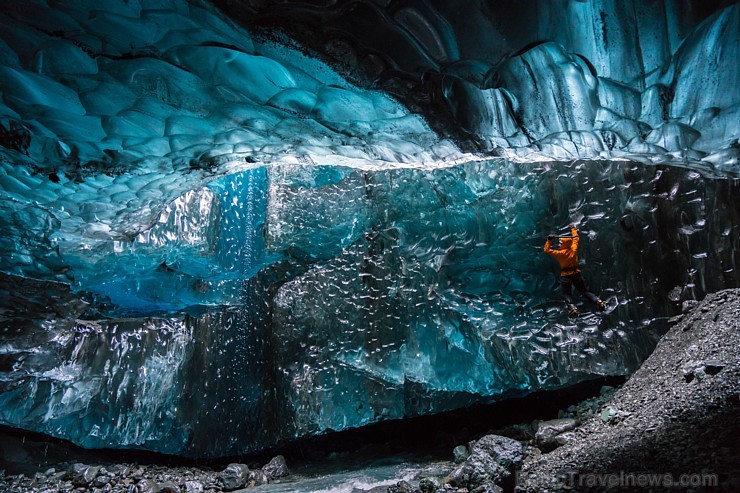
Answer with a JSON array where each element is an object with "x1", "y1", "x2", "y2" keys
[{"x1": 544, "y1": 224, "x2": 606, "y2": 318}]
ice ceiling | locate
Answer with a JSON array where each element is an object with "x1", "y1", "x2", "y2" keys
[{"x1": 0, "y1": 0, "x2": 738, "y2": 457}]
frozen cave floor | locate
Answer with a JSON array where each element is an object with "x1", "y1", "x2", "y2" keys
[{"x1": 1, "y1": 290, "x2": 739, "y2": 492}]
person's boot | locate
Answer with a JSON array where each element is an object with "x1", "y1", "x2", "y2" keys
[
  {"x1": 597, "y1": 299, "x2": 607, "y2": 311},
  {"x1": 568, "y1": 305, "x2": 579, "y2": 318}
]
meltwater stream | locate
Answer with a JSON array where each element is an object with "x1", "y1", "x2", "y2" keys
[{"x1": 249, "y1": 460, "x2": 438, "y2": 493}]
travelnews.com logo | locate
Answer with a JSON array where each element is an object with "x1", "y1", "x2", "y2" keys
[{"x1": 557, "y1": 470, "x2": 719, "y2": 489}]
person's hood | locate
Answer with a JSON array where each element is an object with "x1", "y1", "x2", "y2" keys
[{"x1": 560, "y1": 238, "x2": 573, "y2": 249}]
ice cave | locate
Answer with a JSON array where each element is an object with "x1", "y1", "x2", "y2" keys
[{"x1": 0, "y1": 0, "x2": 738, "y2": 462}]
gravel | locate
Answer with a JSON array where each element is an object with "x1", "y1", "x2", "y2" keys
[{"x1": 516, "y1": 288, "x2": 740, "y2": 492}]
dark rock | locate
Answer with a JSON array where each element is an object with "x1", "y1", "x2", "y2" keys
[
  {"x1": 135, "y1": 478, "x2": 160, "y2": 493},
  {"x1": 534, "y1": 418, "x2": 578, "y2": 451},
  {"x1": 219, "y1": 463, "x2": 250, "y2": 491},
  {"x1": 681, "y1": 300, "x2": 699, "y2": 313},
  {"x1": 475, "y1": 434, "x2": 525, "y2": 469},
  {"x1": 67, "y1": 463, "x2": 101, "y2": 486},
  {"x1": 704, "y1": 359, "x2": 725, "y2": 375},
  {"x1": 105, "y1": 464, "x2": 128, "y2": 477},
  {"x1": 261, "y1": 455, "x2": 289, "y2": 480},
  {"x1": 48, "y1": 471, "x2": 67, "y2": 484},
  {"x1": 248, "y1": 469, "x2": 268, "y2": 486},
  {"x1": 387, "y1": 480, "x2": 415, "y2": 493},
  {"x1": 181, "y1": 480, "x2": 204, "y2": 493},
  {"x1": 453, "y1": 445, "x2": 470, "y2": 463},
  {"x1": 159, "y1": 482, "x2": 180, "y2": 493},
  {"x1": 445, "y1": 434, "x2": 523, "y2": 490},
  {"x1": 93, "y1": 474, "x2": 110, "y2": 487},
  {"x1": 549, "y1": 431, "x2": 576, "y2": 450},
  {"x1": 418, "y1": 477, "x2": 441, "y2": 493}
]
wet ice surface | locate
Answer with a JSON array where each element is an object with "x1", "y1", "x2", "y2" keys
[
  {"x1": 0, "y1": 0, "x2": 738, "y2": 287},
  {"x1": 1, "y1": 157, "x2": 738, "y2": 457},
  {"x1": 0, "y1": 0, "x2": 462, "y2": 284}
]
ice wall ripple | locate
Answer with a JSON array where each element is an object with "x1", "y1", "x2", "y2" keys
[
  {"x1": 1, "y1": 0, "x2": 738, "y2": 294},
  {"x1": 229, "y1": 0, "x2": 739, "y2": 165},
  {"x1": 0, "y1": 0, "x2": 461, "y2": 285},
  {"x1": 1, "y1": 158, "x2": 737, "y2": 457}
]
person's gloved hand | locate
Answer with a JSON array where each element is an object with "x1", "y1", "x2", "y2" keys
[{"x1": 548, "y1": 234, "x2": 555, "y2": 241}]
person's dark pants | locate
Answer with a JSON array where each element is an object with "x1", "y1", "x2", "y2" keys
[{"x1": 561, "y1": 272, "x2": 600, "y2": 306}]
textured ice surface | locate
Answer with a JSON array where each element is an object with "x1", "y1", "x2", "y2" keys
[
  {"x1": 0, "y1": 0, "x2": 461, "y2": 284},
  {"x1": 0, "y1": 0, "x2": 739, "y2": 458},
  {"x1": 1, "y1": 0, "x2": 738, "y2": 285},
  {"x1": 2, "y1": 159, "x2": 738, "y2": 457},
  {"x1": 232, "y1": 0, "x2": 739, "y2": 164}
]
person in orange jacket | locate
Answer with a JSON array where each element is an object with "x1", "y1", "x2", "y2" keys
[{"x1": 544, "y1": 224, "x2": 606, "y2": 317}]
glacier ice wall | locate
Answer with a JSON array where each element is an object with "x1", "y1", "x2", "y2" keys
[
  {"x1": 0, "y1": 0, "x2": 460, "y2": 285},
  {"x1": 2, "y1": 159, "x2": 739, "y2": 457},
  {"x1": 0, "y1": 0, "x2": 737, "y2": 287},
  {"x1": 0, "y1": 0, "x2": 739, "y2": 458}
]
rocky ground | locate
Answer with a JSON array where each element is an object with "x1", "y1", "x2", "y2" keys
[
  {"x1": 1, "y1": 289, "x2": 738, "y2": 493},
  {"x1": 372, "y1": 288, "x2": 739, "y2": 493},
  {"x1": 0, "y1": 455, "x2": 289, "y2": 492},
  {"x1": 512, "y1": 288, "x2": 740, "y2": 492}
]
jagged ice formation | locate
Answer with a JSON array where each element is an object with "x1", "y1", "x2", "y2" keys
[
  {"x1": 231, "y1": 0, "x2": 739, "y2": 164},
  {"x1": 0, "y1": 0, "x2": 738, "y2": 457}
]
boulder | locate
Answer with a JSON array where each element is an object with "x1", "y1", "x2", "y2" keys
[
  {"x1": 160, "y1": 482, "x2": 181, "y2": 493},
  {"x1": 261, "y1": 455, "x2": 289, "y2": 480},
  {"x1": 248, "y1": 469, "x2": 268, "y2": 487},
  {"x1": 135, "y1": 478, "x2": 161, "y2": 493},
  {"x1": 67, "y1": 463, "x2": 100, "y2": 487},
  {"x1": 534, "y1": 418, "x2": 579, "y2": 451},
  {"x1": 181, "y1": 480, "x2": 204, "y2": 493},
  {"x1": 445, "y1": 434, "x2": 524, "y2": 490},
  {"x1": 453, "y1": 444, "x2": 470, "y2": 463},
  {"x1": 419, "y1": 477, "x2": 441, "y2": 493},
  {"x1": 684, "y1": 359, "x2": 726, "y2": 383},
  {"x1": 220, "y1": 463, "x2": 250, "y2": 491}
]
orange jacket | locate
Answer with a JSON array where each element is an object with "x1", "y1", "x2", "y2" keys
[{"x1": 544, "y1": 226, "x2": 581, "y2": 276}]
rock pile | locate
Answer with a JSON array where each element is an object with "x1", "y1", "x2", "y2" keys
[{"x1": 0, "y1": 455, "x2": 289, "y2": 493}]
